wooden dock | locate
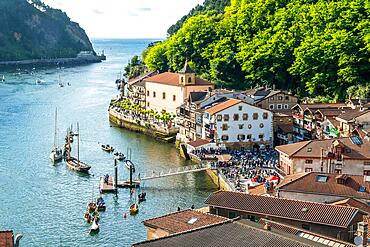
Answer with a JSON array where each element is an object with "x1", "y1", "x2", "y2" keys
[{"x1": 99, "y1": 176, "x2": 140, "y2": 193}]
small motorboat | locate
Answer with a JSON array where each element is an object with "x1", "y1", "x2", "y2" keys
[
  {"x1": 129, "y1": 203, "x2": 139, "y2": 215},
  {"x1": 114, "y1": 152, "x2": 125, "y2": 161},
  {"x1": 0, "y1": 75, "x2": 5, "y2": 82},
  {"x1": 101, "y1": 144, "x2": 114, "y2": 152},
  {"x1": 36, "y1": 79, "x2": 44, "y2": 84},
  {"x1": 89, "y1": 218, "x2": 100, "y2": 234},
  {"x1": 84, "y1": 212, "x2": 92, "y2": 224},
  {"x1": 50, "y1": 148, "x2": 63, "y2": 162},
  {"x1": 138, "y1": 192, "x2": 146, "y2": 203},
  {"x1": 96, "y1": 197, "x2": 106, "y2": 211},
  {"x1": 125, "y1": 160, "x2": 135, "y2": 173},
  {"x1": 87, "y1": 202, "x2": 97, "y2": 213},
  {"x1": 59, "y1": 83, "x2": 64, "y2": 87}
]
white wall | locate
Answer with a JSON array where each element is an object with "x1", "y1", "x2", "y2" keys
[{"x1": 145, "y1": 82, "x2": 184, "y2": 114}]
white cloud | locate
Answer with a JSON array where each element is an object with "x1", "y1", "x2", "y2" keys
[{"x1": 42, "y1": 0, "x2": 204, "y2": 39}]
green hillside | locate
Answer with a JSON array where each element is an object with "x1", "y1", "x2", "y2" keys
[{"x1": 144, "y1": 0, "x2": 370, "y2": 101}]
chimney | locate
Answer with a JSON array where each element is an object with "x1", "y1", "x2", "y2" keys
[{"x1": 355, "y1": 222, "x2": 368, "y2": 247}]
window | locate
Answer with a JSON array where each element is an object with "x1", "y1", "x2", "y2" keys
[
  {"x1": 147, "y1": 102, "x2": 150, "y2": 107},
  {"x1": 269, "y1": 104, "x2": 274, "y2": 110},
  {"x1": 364, "y1": 162, "x2": 370, "y2": 166},
  {"x1": 239, "y1": 106, "x2": 243, "y2": 111},
  {"x1": 263, "y1": 112, "x2": 268, "y2": 119},
  {"x1": 228, "y1": 211, "x2": 236, "y2": 218},
  {"x1": 285, "y1": 96, "x2": 289, "y2": 100},
  {"x1": 247, "y1": 134, "x2": 252, "y2": 139},
  {"x1": 277, "y1": 104, "x2": 282, "y2": 109},
  {"x1": 253, "y1": 113, "x2": 258, "y2": 120},
  {"x1": 238, "y1": 134, "x2": 245, "y2": 141},
  {"x1": 147, "y1": 90, "x2": 150, "y2": 96},
  {"x1": 217, "y1": 115, "x2": 222, "y2": 121},
  {"x1": 239, "y1": 124, "x2": 244, "y2": 129},
  {"x1": 181, "y1": 77, "x2": 184, "y2": 83},
  {"x1": 173, "y1": 95, "x2": 176, "y2": 101},
  {"x1": 224, "y1": 114, "x2": 229, "y2": 121},
  {"x1": 162, "y1": 92, "x2": 166, "y2": 99},
  {"x1": 284, "y1": 104, "x2": 289, "y2": 109},
  {"x1": 243, "y1": 113, "x2": 248, "y2": 120},
  {"x1": 153, "y1": 91, "x2": 156, "y2": 98},
  {"x1": 233, "y1": 114, "x2": 239, "y2": 121},
  {"x1": 305, "y1": 160, "x2": 313, "y2": 164},
  {"x1": 307, "y1": 148, "x2": 312, "y2": 152},
  {"x1": 316, "y1": 175, "x2": 328, "y2": 183},
  {"x1": 259, "y1": 123, "x2": 264, "y2": 128},
  {"x1": 305, "y1": 168, "x2": 313, "y2": 172},
  {"x1": 222, "y1": 124, "x2": 228, "y2": 131},
  {"x1": 188, "y1": 77, "x2": 192, "y2": 83},
  {"x1": 302, "y1": 224, "x2": 311, "y2": 230},
  {"x1": 258, "y1": 134, "x2": 264, "y2": 139},
  {"x1": 221, "y1": 135, "x2": 229, "y2": 141},
  {"x1": 271, "y1": 97, "x2": 274, "y2": 100},
  {"x1": 364, "y1": 170, "x2": 370, "y2": 176},
  {"x1": 278, "y1": 96, "x2": 283, "y2": 100},
  {"x1": 248, "y1": 124, "x2": 252, "y2": 129}
]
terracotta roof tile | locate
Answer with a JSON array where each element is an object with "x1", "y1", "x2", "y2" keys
[
  {"x1": 143, "y1": 209, "x2": 228, "y2": 234},
  {"x1": 204, "y1": 98, "x2": 241, "y2": 115},
  {"x1": 277, "y1": 172, "x2": 370, "y2": 200},
  {"x1": 275, "y1": 141, "x2": 311, "y2": 157},
  {"x1": 332, "y1": 198, "x2": 370, "y2": 214},
  {"x1": 144, "y1": 72, "x2": 213, "y2": 87},
  {"x1": 0, "y1": 231, "x2": 13, "y2": 247},
  {"x1": 187, "y1": 139, "x2": 210, "y2": 148},
  {"x1": 205, "y1": 191, "x2": 360, "y2": 228},
  {"x1": 337, "y1": 109, "x2": 370, "y2": 122}
]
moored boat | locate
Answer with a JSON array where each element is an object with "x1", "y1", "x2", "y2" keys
[
  {"x1": 129, "y1": 203, "x2": 139, "y2": 215},
  {"x1": 125, "y1": 160, "x2": 135, "y2": 172},
  {"x1": 87, "y1": 202, "x2": 97, "y2": 213},
  {"x1": 96, "y1": 196, "x2": 106, "y2": 211},
  {"x1": 101, "y1": 144, "x2": 114, "y2": 152},
  {"x1": 114, "y1": 152, "x2": 125, "y2": 161},
  {"x1": 84, "y1": 211, "x2": 92, "y2": 224},
  {"x1": 66, "y1": 123, "x2": 91, "y2": 173},
  {"x1": 50, "y1": 108, "x2": 63, "y2": 162},
  {"x1": 89, "y1": 218, "x2": 100, "y2": 234}
]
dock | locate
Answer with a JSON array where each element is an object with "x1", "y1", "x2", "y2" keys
[{"x1": 99, "y1": 176, "x2": 140, "y2": 193}]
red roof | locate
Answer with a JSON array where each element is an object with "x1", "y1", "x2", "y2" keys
[
  {"x1": 187, "y1": 139, "x2": 210, "y2": 148},
  {"x1": 0, "y1": 231, "x2": 13, "y2": 247},
  {"x1": 144, "y1": 72, "x2": 213, "y2": 87},
  {"x1": 204, "y1": 99, "x2": 241, "y2": 115}
]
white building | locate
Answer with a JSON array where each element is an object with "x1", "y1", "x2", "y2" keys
[
  {"x1": 202, "y1": 98, "x2": 274, "y2": 150},
  {"x1": 144, "y1": 63, "x2": 214, "y2": 114}
]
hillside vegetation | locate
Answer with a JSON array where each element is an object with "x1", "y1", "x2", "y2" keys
[
  {"x1": 144, "y1": 0, "x2": 370, "y2": 101},
  {"x1": 0, "y1": 0, "x2": 95, "y2": 61}
]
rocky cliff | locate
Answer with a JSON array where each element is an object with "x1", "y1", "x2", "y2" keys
[{"x1": 0, "y1": 0, "x2": 95, "y2": 61}]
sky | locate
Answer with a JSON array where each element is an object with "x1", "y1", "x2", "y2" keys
[{"x1": 42, "y1": 0, "x2": 204, "y2": 39}]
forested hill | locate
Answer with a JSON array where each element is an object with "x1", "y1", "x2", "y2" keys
[
  {"x1": 144, "y1": 0, "x2": 370, "y2": 101},
  {"x1": 167, "y1": 0, "x2": 231, "y2": 36},
  {"x1": 0, "y1": 0, "x2": 95, "y2": 61}
]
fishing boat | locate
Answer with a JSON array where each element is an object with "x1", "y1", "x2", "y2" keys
[
  {"x1": 50, "y1": 108, "x2": 63, "y2": 162},
  {"x1": 96, "y1": 196, "x2": 106, "y2": 211},
  {"x1": 114, "y1": 152, "x2": 125, "y2": 161},
  {"x1": 125, "y1": 160, "x2": 135, "y2": 172},
  {"x1": 66, "y1": 123, "x2": 91, "y2": 173},
  {"x1": 129, "y1": 203, "x2": 139, "y2": 215},
  {"x1": 89, "y1": 218, "x2": 100, "y2": 234},
  {"x1": 84, "y1": 211, "x2": 92, "y2": 224},
  {"x1": 101, "y1": 144, "x2": 114, "y2": 152}
]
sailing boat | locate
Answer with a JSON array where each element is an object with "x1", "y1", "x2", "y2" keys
[
  {"x1": 66, "y1": 123, "x2": 91, "y2": 173},
  {"x1": 50, "y1": 108, "x2": 63, "y2": 162},
  {"x1": 0, "y1": 75, "x2": 5, "y2": 82}
]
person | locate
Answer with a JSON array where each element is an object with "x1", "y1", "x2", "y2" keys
[{"x1": 177, "y1": 207, "x2": 181, "y2": 211}]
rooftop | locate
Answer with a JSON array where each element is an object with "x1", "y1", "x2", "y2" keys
[
  {"x1": 144, "y1": 72, "x2": 213, "y2": 87},
  {"x1": 178, "y1": 61, "x2": 195, "y2": 74},
  {"x1": 331, "y1": 198, "x2": 370, "y2": 214},
  {"x1": 336, "y1": 109, "x2": 370, "y2": 122},
  {"x1": 205, "y1": 191, "x2": 361, "y2": 228},
  {"x1": 186, "y1": 139, "x2": 211, "y2": 148},
  {"x1": 277, "y1": 172, "x2": 370, "y2": 201},
  {"x1": 0, "y1": 231, "x2": 13, "y2": 247},
  {"x1": 143, "y1": 209, "x2": 229, "y2": 234},
  {"x1": 204, "y1": 98, "x2": 241, "y2": 115},
  {"x1": 133, "y1": 219, "x2": 328, "y2": 247}
]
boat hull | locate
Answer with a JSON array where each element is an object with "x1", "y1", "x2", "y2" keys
[
  {"x1": 66, "y1": 158, "x2": 91, "y2": 173},
  {"x1": 50, "y1": 149, "x2": 63, "y2": 162}
]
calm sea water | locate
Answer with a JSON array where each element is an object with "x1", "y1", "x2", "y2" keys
[{"x1": 0, "y1": 39, "x2": 216, "y2": 246}]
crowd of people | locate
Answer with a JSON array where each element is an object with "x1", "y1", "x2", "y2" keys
[{"x1": 192, "y1": 147, "x2": 281, "y2": 192}]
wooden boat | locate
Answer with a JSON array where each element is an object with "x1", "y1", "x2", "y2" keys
[
  {"x1": 129, "y1": 203, "x2": 139, "y2": 215},
  {"x1": 114, "y1": 152, "x2": 125, "y2": 161},
  {"x1": 125, "y1": 160, "x2": 135, "y2": 173},
  {"x1": 66, "y1": 123, "x2": 91, "y2": 173},
  {"x1": 96, "y1": 197, "x2": 106, "y2": 211},
  {"x1": 89, "y1": 219, "x2": 100, "y2": 234},
  {"x1": 87, "y1": 202, "x2": 97, "y2": 213},
  {"x1": 101, "y1": 144, "x2": 114, "y2": 152},
  {"x1": 84, "y1": 212, "x2": 92, "y2": 224},
  {"x1": 50, "y1": 108, "x2": 63, "y2": 162}
]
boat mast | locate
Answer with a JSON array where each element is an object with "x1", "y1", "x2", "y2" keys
[
  {"x1": 54, "y1": 108, "x2": 57, "y2": 149},
  {"x1": 67, "y1": 128, "x2": 71, "y2": 161},
  {"x1": 77, "y1": 122, "x2": 80, "y2": 165}
]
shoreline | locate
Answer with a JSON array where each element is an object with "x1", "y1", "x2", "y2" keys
[{"x1": 0, "y1": 56, "x2": 102, "y2": 70}]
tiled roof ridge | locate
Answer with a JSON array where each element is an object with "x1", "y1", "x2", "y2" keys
[
  {"x1": 259, "y1": 219, "x2": 356, "y2": 247},
  {"x1": 276, "y1": 172, "x2": 311, "y2": 189},
  {"x1": 143, "y1": 208, "x2": 229, "y2": 229},
  {"x1": 135, "y1": 218, "x2": 234, "y2": 246},
  {"x1": 276, "y1": 140, "x2": 312, "y2": 157}
]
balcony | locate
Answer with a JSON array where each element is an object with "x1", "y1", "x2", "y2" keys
[
  {"x1": 304, "y1": 115, "x2": 313, "y2": 121},
  {"x1": 293, "y1": 113, "x2": 303, "y2": 119}
]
